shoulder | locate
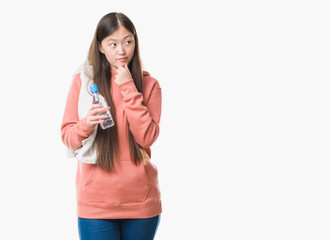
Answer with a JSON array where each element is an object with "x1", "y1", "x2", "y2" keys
[
  {"x1": 142, "y1": 71, "x2": 161, "y2": 92},
  {"x1": 65, "y1": 73, "x2": 82, "y2": 102},
  {"x1": 72, "y1": 73, "x2": 82, "y2": 91},
  {"x1": 142, "y1": 71, "x2": 161, "y2": 103}
]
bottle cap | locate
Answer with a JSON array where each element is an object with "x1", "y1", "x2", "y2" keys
[{"x1": 90, "y1": 84, "x2": 99, "y2": 94}]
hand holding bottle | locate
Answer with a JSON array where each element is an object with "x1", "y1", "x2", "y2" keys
[{"x1": 85, "y1": 104, "x2": 110, "y2": 129}]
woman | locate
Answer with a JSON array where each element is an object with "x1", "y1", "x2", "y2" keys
[{"x1": 61, "y1": 12, "x2": 162, "y2": 240}]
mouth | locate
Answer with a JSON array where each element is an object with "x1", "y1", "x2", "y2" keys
[{"x1": 117, "y1": 57, "x2": 127, "y2": 62}]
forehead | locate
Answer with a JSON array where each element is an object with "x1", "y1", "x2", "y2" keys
[{"x1": 105, "y1": 25, "x2": 134, "y2": 41}]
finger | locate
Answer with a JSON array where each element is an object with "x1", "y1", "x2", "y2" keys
[
  {"x1": 90, "y1": 107, "x2": 108, "y2": 115},
  {"x1": 124, "y1": 63, "x2": 129, "y2": 71},
  {"x1": 88, "y1": 119, "x2": 104, "y2": 127},
  {"x1": 92, "y1": 113, "x2": 109, "y2": 119},
  {"x1": 97, "y1": 107, "x2": 109, "y2": 114},
  {"x1": 116, "y1": 65, "x2": 125, "y2": 72},
  {"x1": 87, "y1": 116, "x2": 107, "y2": 126},
  {"x1": 89, "y1": 104, "x2": 103, "y2": 111}
]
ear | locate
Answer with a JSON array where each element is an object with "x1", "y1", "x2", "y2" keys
[{"x1": 98, "y1": 41, "x2": 105, "y2": 54}]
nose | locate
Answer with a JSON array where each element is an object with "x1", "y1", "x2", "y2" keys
[{"x1": 118, "y1": 44, "x2": 126, "y2": 55}]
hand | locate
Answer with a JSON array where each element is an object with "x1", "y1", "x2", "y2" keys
[
  {"x1": 114, "y1": 63, "x2": 133, "y2": 85},
  {"x1": 85, "y1": 104, "x2": 110, "y2": 128}
]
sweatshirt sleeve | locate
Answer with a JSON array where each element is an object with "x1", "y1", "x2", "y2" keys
[
  {"x1": 61, "y1": 73, "x2": 94, "y2": 150},
  {"x1": 118, "y1": 77, "x2": 162, "y2": 148}
]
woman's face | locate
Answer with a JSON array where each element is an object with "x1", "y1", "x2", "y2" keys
[{"x1": 98, "y1": 25, "x2": 135, "y2": 71}]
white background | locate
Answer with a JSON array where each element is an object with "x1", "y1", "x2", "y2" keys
[{"x1": 0, "y1": 0, "x2": 329, "y2": 239}]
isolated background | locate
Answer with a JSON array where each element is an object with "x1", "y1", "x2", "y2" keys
[{"x1": 0, "y1": 0, "x2": 329, "y2": 239}]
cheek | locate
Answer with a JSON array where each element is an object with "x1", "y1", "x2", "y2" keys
[
  {"x1": 104, "y1": 51, "x2": 116, "y2": 63},
  {"x1": 127, "y1": 46, "x2": 135, "y2": 59}
]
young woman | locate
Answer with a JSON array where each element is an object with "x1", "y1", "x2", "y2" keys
[{"x1": 61, "y1": 12, "x2": 162, "y2": 240}]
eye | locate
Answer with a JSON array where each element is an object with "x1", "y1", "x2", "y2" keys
[
  {"x1": 125, "y1": 41, "x2": 131, "y2": 45},
  {"x1": 110, "y1": 43, "x2": 116, "y2": 47}
]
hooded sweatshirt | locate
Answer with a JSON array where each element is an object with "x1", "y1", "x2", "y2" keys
[{"x1": 61, "y1": 66, "x2": 162, "y2": 219}]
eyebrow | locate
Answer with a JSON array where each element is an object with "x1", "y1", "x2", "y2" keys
[{"x1": 107, "y1": 35, "x2": 133, "y2": 42}]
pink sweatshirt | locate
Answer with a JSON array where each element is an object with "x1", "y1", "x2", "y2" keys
[{"x1": 61, "y1": 69, "x2": 162, "y2": 219}]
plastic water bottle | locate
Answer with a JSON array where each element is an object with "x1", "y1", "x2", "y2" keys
[{"x1": 89, "y1": 84, "x2": 115, "y2": 129}]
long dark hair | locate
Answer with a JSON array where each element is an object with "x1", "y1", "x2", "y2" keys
[{"x1": 86, "y1": 12, "x2": 147, "y2": 172}]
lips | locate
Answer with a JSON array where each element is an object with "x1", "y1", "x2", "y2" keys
[{"x1": 117, "y1": 57, "x2": 127, "y2": 62}]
